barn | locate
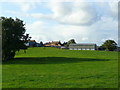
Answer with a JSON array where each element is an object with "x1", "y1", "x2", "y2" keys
[{"x1": 69, "y1": 43, "x2": 97, "y2": 50}]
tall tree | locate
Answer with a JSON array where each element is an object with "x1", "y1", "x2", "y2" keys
[
  {"x1": 66, "y1": 39, "x2": 76, "y2": 47},
  {"x1": 40, "y1": 41, "x2": 44, "y2": 47},
  {"x1": 102, "y1": 40, "x2": 117, "y2": 51},
  {"x1": 62, "y1": 42, "x2": 67, "y2": 46},
  {"x1": 1, "y1": 17, "x2": 29, "y2": 60}
]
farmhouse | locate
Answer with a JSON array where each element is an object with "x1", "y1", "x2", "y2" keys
[
  {"x1": 25, "y1": 40, "x2": 36, "y2": 47},
  {"x1": 69, "y1": 43, "x2": 97, "y2": 50},
  {"x1": 25, "y1": 40, "x2": 41, "y2": 47},
  {"x1": 44, "y1": 41, "x2": 62, "y2": 47}
]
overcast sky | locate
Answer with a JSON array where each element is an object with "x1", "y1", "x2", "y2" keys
[{"x1": 1, "y1": 0, "x2": 119, "y2": 46}]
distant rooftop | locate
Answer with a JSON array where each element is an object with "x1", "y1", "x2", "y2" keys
[
  {"x1": 69, "y1": 43, "x2": 97, "y2": 46},
  {"x1": 28, "y1": 40, "x2": 36, "y2": 42}
]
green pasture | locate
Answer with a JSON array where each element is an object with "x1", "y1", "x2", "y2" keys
[{"x1": 2, "y1": 47, "x2": 118, "y2": 88}]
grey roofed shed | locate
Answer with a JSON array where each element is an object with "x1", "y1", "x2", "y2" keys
[{"x1": 69, "y1": 43, "x2": 97, "y2": 50}]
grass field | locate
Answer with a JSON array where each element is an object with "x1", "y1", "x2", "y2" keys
[{"x1": 2, "y1": 47, "x2": 118, "y2": 88}]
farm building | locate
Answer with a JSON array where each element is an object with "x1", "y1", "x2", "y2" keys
[
  {"x1": 69, "y1": 43, "x2": 97, "y2": 50},
  {"x1": 28, "y1": 40, "x2": 36, "y2": 47},
  {"x1": 25, "y1": 40, "x2": 36, "y2": 47},
  {"x1": 25, "y1": 40, "x2": 41, "y2": 47},
  {"x1": 44, "y1": 41, "x2": 62, "y2": 47}
]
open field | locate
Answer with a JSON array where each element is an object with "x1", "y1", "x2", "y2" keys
[{"x1": 2, "y1": 47, "x2": 118, "y2": 88}]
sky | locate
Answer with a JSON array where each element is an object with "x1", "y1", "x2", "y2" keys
[{"x1": 0, "y1": 0, "x2": 119, "y2": 46}]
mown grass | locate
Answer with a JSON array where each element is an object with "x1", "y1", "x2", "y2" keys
[{"x1": 2, "y1": 47, "x2": 118, "y2": 88}]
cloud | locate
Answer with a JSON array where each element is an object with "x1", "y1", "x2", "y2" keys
[
  {"x1": 2, "y1": 1, "x2": 96, "y2": 25},
  {"x1": 19, "y1": 3, "x2": 34, "y2": 12},
  {"x1": 108, "y1": 2, "x2": 118, "y2": 18},
  {"x1": 3, "y1": 1, "x2": 118, "y2": 24},
  {"x1": 30, "y1": 13, "x2": 53, "y2": 19},
  {"x1": 1, "y1": 0, "x2": 118, "y2": 45},
  {"x1": 26, "y1": 14, "x2": 118, "y2": 45},
  {"x1": 82, "y1": 37, "x2": 88, "y2": 41},
  {"x1": 34, "y1": 2, "x2": 99, "y2": 26},
  {"x1": 1, "y1": 0, "x2": 38, "y2": 12},
  {"x1": 24, "y1": 1, "x2": 118, "y2": 45},
  {"x1": 25, "y1": 1, "x2": 118, "y2": 26}
]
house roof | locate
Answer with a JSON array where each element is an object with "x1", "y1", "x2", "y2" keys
[
  {"x1": 28, "y1": 40, "x2": 36, "y2": 42},
  {"x1": 51, "y1": 41, "x2": 61, "y2": 44},
  {"x1": 69, "y1": 43, "x2": 97, "y2": 46},
  {"x1": 44, "y1": 41, "x2": 61, "y2": 44}
]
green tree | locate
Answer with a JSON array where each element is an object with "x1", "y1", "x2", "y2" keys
[
  {"x1": 40, "y1": 41, "x2": 44, "y2": 47},
  {"x1": 66, "y1": 39, "x2": 76, "y2": 47},
  {"x1": 98, "y1": 46, "x2": 106, "y2": 51},
  {"x1": 55, "y1": 43, "x2": 58, "y2": 46},
  {"x1": 62, "y1": 42, "x2": 67, "y2": 46},
  {"x1": 1, "y1": 17, "x2": 29, "y2": 60},
  {"x1": 102, "y1": 40, "x2": 117, "y2": 51}
]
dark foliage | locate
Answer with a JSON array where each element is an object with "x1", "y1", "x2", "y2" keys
[
  {"x1": 101, "y1": 40, "x2": 117, "y2": 51},
  {"x1": 1, "y1": 17, "x2": 29, "y2": 60},
  {"x1": 98, "y1": 46, "x2": 106, "y2": 51},
  {"x1": 64, "y1": 39, "x2": 76, "y2": 47},
  {"x1": 40, "y1": 41, "x2": 44, "y2": 46}
]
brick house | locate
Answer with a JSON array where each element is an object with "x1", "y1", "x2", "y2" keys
[{"x1": 44, "y1": 41, "x2": 62, "y2": 47}]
